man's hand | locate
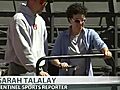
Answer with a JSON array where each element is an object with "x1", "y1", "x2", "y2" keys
[
  {"x1": 39, "y1": 71, "x2": 50, "y2": 76},
  {"x1": 59, "y1": 62, "x2": 69, "y2": 71},
  {"x1": 104, "y1": 50, "x2": 112, "y2": 59},
  {"x1": 101, "y1": 48, "x2": 112, "y2": 59},
  {"x1": 59, "y1": 62, "x2": 69, "y2": 69}
]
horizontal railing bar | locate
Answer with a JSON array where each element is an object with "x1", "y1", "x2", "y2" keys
[
  {"x1": 39, "y1": 54, "x2": 104, "y2": 60},
  {"x1": 36, "y1": 54, "x2": 104, "y2": 75}
]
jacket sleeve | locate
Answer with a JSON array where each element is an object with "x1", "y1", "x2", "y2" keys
[
  {"x1": 91, "y1": 30, "x2": 108, "y2": 50},
  {"x1": 44, "y1": 26, "x2": 48, "y2": 56},
  {"x1": 43, "y1": 25, "x2": 48, "y2": 72},
  {"x1": 10, "y1": 18, "x2": 36, "y2": 72}
]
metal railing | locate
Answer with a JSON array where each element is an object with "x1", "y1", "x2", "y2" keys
[{"x1": 36, "y1": 53, "x2": 115, "y2": 76}]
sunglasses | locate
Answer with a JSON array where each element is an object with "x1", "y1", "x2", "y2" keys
[{"x1": 73, "y1": 19, "x2": 86, "y2": 23}]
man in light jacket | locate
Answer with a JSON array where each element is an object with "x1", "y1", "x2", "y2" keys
[{"x1": 5, "y1": 0, "x2": 49, "y2": 76}]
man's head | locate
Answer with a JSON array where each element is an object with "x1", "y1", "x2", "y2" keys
[
  {"x1": 66, "y1": 3, "x2": 87, "y2": 30},
  {"x1": 27, "y1": 0, "x2": 47, "y2": 14},
  {"x1": 66, "y1": 3, "x2": 87, "y2": 23}
]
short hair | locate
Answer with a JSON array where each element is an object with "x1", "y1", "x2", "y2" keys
[{"x1": 66, "y1": 3, "x2": 87, "y2": 22}]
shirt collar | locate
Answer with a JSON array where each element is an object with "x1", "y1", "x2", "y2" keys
[
  {"x1": 67, "y1": 26, "x2": 86, "y2": 36},
  {"x1": 18, "y1": 3, "x2": 36, "y2": 20}
]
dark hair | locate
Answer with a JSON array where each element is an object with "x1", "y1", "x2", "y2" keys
[{"x1": 66, "y1": 3, "x2": 87, "y2": 22}]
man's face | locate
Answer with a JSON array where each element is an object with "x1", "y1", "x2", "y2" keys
[
  {"x1": 70, "y1": 14, "x2": 86, "y2": 30},
  {"x1": 34, "y1": 0, "x2": 46, "y2": 13}
]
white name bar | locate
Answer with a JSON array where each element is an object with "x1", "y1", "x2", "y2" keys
[{"x1": 0, "y1": 76, "x2": 120, "y2": 85}]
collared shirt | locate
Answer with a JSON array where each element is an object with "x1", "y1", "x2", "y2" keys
[{"x1": 51, "y1": 27, "x2": 108, "y2": 76}]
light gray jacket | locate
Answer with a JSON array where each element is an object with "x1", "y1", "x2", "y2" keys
[{"x1": 5, "y1": 3, "x2": 48, "y2": 73}]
